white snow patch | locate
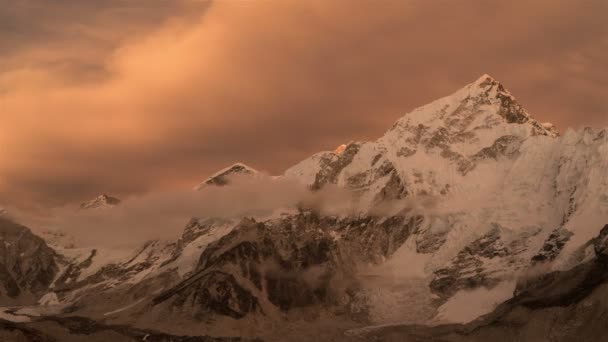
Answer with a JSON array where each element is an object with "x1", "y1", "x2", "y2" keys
[
  {"x1": 172, "y1": 223, "x2": 235, "y2": 277},
  {"x1": 103, "y1": 299, "x2": 144, "y2": 316},
  {"x1": 76, "y1": 247, "x2": 134, "y2": 281},
  {"x1": 38, "y1": 292, "x2": 60, "y2": 306},
  {"x1": 0, "y1": 308, "x2": 31, "y2": 322},
  {"x1": 435, "y1": 280, "x2": 516, "y2": 324}
]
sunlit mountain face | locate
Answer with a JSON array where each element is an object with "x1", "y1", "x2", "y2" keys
[{"x1": 1, "y1": 1, "x2": 607, "y2": 341}]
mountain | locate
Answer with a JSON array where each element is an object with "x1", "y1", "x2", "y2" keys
[
  {"x1": 79, "y1": 194, "x2": 121, "y2": 210},
  {"x1": 351, "y1": 224, "x2": 608, "y2": 342},
  {"x1": 285, "y1": 74, "x2": 608, "y2": 303},
  {"x1": 0, "y1": 218, "x2": 58, "y2": 305},
  {"x1": 194, "y1": 163, "x2": 258, "y2": 190},
  {"x1": 1, "y1": 74, "x2": 606, "y2": 341}
]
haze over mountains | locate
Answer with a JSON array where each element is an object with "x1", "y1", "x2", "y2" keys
[
  {"x1": 0, "y1": 75, "x2": 607, "y2": 341},
  {"x1": 2, "y1": 1, "x2": 607, "y2": 211}
]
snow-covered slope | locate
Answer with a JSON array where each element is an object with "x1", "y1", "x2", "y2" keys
[
  {"x1": 0, "y1": 218, "x2": 58, "y2": 305},
  {"x1": 40, "y1": 217, "x2": 237, "y2": 315},
  {"x1": 284, "y1": 74, "x2": 608, "y2": 312}
]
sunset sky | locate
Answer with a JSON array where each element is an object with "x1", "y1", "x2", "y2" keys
[{"x1": 1, "y1": 0, "x2": 607, "y2": 208}]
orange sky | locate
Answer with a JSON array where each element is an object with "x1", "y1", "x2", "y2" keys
[{"x1": 0, "y1": 0, "x2": 607, "y2": 208}]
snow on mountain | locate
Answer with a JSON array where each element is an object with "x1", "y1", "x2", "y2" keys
[
  {"x1": 37, "y1": 217, "x2": 237, "y2": 318},
  {"x1": 45, "y1": 75, "x2": 606, "y2": 329},
  {"x1": 284, "y1": 74, "x2": 608, "y2": 312},
  {"x1": 79, "y1": 194, "x2": 121, "y2": 210},
  {"x1": 194, "y1": 162, "x2": 258, "y2": 190},
  {"x1": 3, "y1": 75, "x2": 606, "y2": 339},
  {"x1": 355, "y1": 224, "x2": 608, "y2": 341}
]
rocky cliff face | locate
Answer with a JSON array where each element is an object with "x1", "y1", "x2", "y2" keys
[
  {"x1": 353, "y1": 223, "x2": 608, "y2": 342},
  {"x1": 0, "y1": 218, "x2": 58, "y2": 305},
  {"x1": 151, "y1": 212, "x2": 422, "y2": 322}
]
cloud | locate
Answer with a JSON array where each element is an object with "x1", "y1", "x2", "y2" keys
[
  {"x1": 8, "y1": 174, "x2": 358, "y2": 247},
  {"x1": 0, "y1": 0, "x2": 607, "y2": 208}
]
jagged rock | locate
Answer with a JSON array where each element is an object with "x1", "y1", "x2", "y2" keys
[
  {"x1": 430, "y1": 226, "x2": 512, "y2": 299},
  {"x1": 170, "y1": 271, "x2": 262, "y2": 319},
  {"x1": 152, "y1": 212, "x2": 422, "y2": 319},
  {"x1": 195, "y1": 163, "x2": 258, "y2": 190},
  {"x1": 396, "y1": 147, "x2": 416, "y2": 157},
  {"x1": 154, "y1": 215, "x2": 356, "y2": 317},
  {"x1": 593, "y1": 224, "x2": 608, "y2": 261},
  {"x1": 0, "y1": 218, "x2": 58, "y2": 303},
  {"x1": 355, "y1": 224, "x2": 608, "y2": 342},
  {"x1": 532, "y1": 228, "x2": 574, "y2": 262},
  {"x1": 415, "y1": 230, "x2": 449, "y2": 254},
  {"x1": 471, "y1": 135, "x2": 523, "y2": 161},
  {"x1": 79, "y1": 194, "x2": 121, "y2": 210},
  {"x1": 312, "y1": 143, "x2": 361, "y2": 190}
]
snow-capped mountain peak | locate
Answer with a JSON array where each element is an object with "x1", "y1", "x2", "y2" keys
[
  {"x1": 194, "y1": 162, "x2": 258, "y2": 190},
  {"x1": 79, "y1": 194, "x2": 121, "y2": 210},
  {"x1": 390, "y1": 73, "x2": 557, "y2": 139},
  {"x1": 283, "y1": 75, "x2": 608, "y2": 319},
  {"x1": 287, "y1": 74, "x2": 559, "y2": 197}
]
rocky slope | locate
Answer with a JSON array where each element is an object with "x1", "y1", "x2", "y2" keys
[
  {"x1": 151, "y1": 213, "x2": 421, "y2": 320},
  {"x1": 0, "y1": 218, "x2": 58, "y2": 305},
  {"x1": 352, "y1": 223, "x2": 608, "y2": 342},
  {"x1": 285, "y1": 74, "x2": 608, "y2": 306}
]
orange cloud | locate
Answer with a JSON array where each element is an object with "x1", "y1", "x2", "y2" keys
[{"x1": 0, "y1": 0, "x2": 606, "y2": 209}]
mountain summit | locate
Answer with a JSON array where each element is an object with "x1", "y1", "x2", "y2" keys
[
  {"x1": 390, "y1": 73, "x2": 558, "y2": 137},
  {"x1": 286, "y1": 74, "x2": 560, "y2": 200},
  {"x1": 194, "y1": 162, "x2": 258, "y2": 190},
  {"x1": 79, "y1": 194, "x2": 121, "y2": 210}
]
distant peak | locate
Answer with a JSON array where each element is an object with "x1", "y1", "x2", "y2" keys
[
  {"x1": 473, "y1": 73, "x2": 496, "y2": 86},
  {"x1": 195, "y1": 163, "x2": 258, "y2": 190},
  {"x1": 387, "y1": 74, "x2": 558, "y2": 139},
  {"x1": 470, "y1": 74, "x2": 507, "y2": 94},
  {"x1": 80, "y1": 194, "x2": 121, "y2": 210},
  {"x1": 334, "y1": 144, "x2": 347, "y2": 154}
]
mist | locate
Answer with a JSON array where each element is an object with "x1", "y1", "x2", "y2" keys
[{"x1": 9, "y1": 174, "x2": 358, "y2": 248}]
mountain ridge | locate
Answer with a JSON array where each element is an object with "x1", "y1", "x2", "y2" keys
[{"x1": 0, "y1": 75, "x2": 606, "y2": 341}]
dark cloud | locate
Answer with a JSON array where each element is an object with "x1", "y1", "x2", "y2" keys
[{"x1": 0, "y1": 0, "x2": 607, "y2": 209}]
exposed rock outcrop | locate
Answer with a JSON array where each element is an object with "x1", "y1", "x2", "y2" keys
[{"x1": 0, "y1": 218, "x2": 58, "y2": 304}]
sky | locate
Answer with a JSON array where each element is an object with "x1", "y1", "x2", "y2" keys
[{"x1": 0, "y1": 0, "x2": 607, "y2": 208}]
